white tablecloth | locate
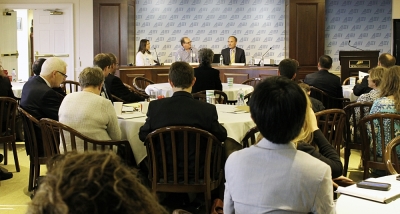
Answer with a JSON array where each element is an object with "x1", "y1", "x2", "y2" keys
[
  {"x1": 145, "y1": 83, "x2": 253, "y2": 101},
  {"x1": 11, "y1": 82, "x2": 25, "y2": 98},
  {"x1": 342, "y1": 85, "x2": 358, "y2": 102},
  {"x1": 118, "y1": 104, "x2": 255, "y2": 164},
  {"x1": 336, "y1": 175, "x2": 400, "y2": 214}
]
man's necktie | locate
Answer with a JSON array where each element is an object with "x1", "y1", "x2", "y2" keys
[
  {"x1": 102, "y1": 84, "x2": 110, "y2": 100},
  {"x1": 230, "y1": 49, "x2": 235, "y2": 64}
]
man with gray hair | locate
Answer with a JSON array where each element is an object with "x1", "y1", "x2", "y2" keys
[{"x1": 21, "y1": 57, "x2": 67, "y2": 120}]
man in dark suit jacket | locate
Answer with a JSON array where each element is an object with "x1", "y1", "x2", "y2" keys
[
  {"x1": 94, "y1": 53, "x2": 114, "y2": 101},
  {"x1": 192, "y1": 48, "x2": 223, "y2": 93},
  {"x1": 105, "y1": 53, "x2": 144, "y2": 103},
  {"x1": 304, "y1": 55, "x2": 343, "y2": 98},
  {"x1": 20, "y1": 57, "x2": 67, "y2": 121},
  {"x1": 20, "y1": 57, "x2": 67, "y2": 156},
  {"x1": 221, "y1": 36, "x2": 246, "y2": 65},
  {"x1": 139, "y1": 62, "x2": 227, "y2": 179},
  {"x1": 352, "y1": 53, "x2": 396, "y2": 96}
]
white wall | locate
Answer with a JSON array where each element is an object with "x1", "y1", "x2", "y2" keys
[{"x1": 0, "y1": 0, "x2": 93, "y2": 81}]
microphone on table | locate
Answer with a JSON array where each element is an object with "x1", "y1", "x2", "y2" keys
[
  {"x1": 190, "y1": 48, "x2": 194, "y2": 63},
  {"x1": 348, "y1": 40, "x2": 364, "y2": 51},
  {"x1": 153, "y1": 48, "x2": 161, "y2": 65},
  {"x1": 258, "y1": 47, "x2": 273, "y2": 65}
]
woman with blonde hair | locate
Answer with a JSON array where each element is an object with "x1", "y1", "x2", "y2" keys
[{"x1": 27, "y1": 151, "x2": 168, "y2": 214}]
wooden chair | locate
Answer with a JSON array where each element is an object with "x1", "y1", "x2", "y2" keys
[
  {"x1": 384, "y1": 135, "x2": 400, "y2": 175},
  {"x1": 144, "y1": 126, "x2": 224, "y2": 213},
  {"x1": 111, "y1": 94, "x2": 125, "y2": 103},
  {"x1": 310, "y1": 86, "x2": 350, "y2": 109},
  {"x1": 241, "y1": 126, "x2": 259, "y2": 148},
  {"x1": 342, "y1": 102, "x2": 373, "y2": 176},
  {"x1": 133, "y1": 77, "x2": 154, "y2": 93},
  {"x1": 342, "y1": 76, "x2": 359, "y2": 85},
  {"x1": 61, "y1": 80, "x2": 80, "y2": 94},
  {"x1": 39, "y1": 118, "x2": 134, "y2": 165},
  {"x1": 314, "y1": 109, "x2": 347, "y2": 155},
  {"x1": 192, "y1": 90, "x2": 228, "y2": 104},
  {"x1": 241, "y1": 77, "x2": 261, "y2": 87},
  {"x1": 124, "y1": 83, "x2": 149, "y2": 99},
  {"x1": 0, "y1": 97, "x2": 20, "y2": 172},
  {"x1": 18, "y1": 107, "x2": 48, "y2": 191},
  {"x1": 244, "y1": 92, "x2": 253, "y2": 104},
  {"x1": 359, "y1": 113, "x2": 400, "y2": 179}
]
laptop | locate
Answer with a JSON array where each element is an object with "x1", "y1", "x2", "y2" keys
[{"x1": 213, "y1": 54, "x2": 222, "y2": 63}]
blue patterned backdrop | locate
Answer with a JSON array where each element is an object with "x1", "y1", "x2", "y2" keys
[{"x1": 135, "y1": 0, "x2": 392, "y2": 75}]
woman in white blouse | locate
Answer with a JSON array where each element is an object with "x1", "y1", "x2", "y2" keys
[{"x1": 136, "y1": 39, "x2": 157, "y2": 66}]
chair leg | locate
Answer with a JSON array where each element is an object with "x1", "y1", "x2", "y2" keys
[
  {"x1": 343, "y1": 148, "x2": 351, "y2": 176},
  {"x1": 11, "y1": 141, "x2": 20, "y2": 172},
  {"x1": 28, "y1": 162, "x2": 34, "y2": 191},
  {"x1": 363, "y1": 160, "x2": 369, "y2": 179},
  {"x1": 3, "y1": 142, "x2": 8, "y2": 165}
]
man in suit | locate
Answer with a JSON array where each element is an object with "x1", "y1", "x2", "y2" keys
[
  {"x1": 20, "y1": 57, "x2": 67, "y2": 121},
  {"x1": 104, "y1": 53, "x2": 144, "y2": 103},
  {"x1": 278, "y1": 58, "x2": 298, "y2": 80},
  {"x1": 304, "y1": 55, "x2": 343, "y2": 98},
  {"x1": 224, "y1": 76, "x2": 335, "y2": 213},
  {"x1": 221, "y1": 36, "x2": 246, "y2": 65},
  {"x1": 353, "y1": 53, "x2": 396, "y2": 96},
  {"x1": 93, "y1": 53, "x2": 113, "y2": 101}
]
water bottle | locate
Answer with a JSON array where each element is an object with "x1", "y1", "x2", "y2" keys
[
  {"x1": 145, "y1": 58, "x2": 150, "y2": 66},
  {"x1": 260, "y1": 57, "x2": 264, "y2": 67},
  {"x1": 251, "y1": 56, "x2": 255, "y2": 66},
  {"x1": 219, "y1": 55, "x2": 223, "y2": 66},
  {"x1": 12, "y1": 68, "x2": 16, "y2": 82},
  {"x1": 237, "y1": 88, "x2": 245, "y2": 106},
  {"x1": 177, "y1": 55, "x2": 181, "y2": 62}
]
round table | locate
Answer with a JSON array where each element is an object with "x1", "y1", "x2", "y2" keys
[
  {"x1": 11, "y1": 82, "x2": 25, "y2": 98},
  {"x1": 145, "y1": 83, "x2": 253, "y2": 101},
  {"x1": 118, "y1": 104, "x2": 255, "y2": 164}
]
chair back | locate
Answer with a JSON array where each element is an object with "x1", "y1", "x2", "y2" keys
[
  {"x1": 124, "y1": 83, "x2": 149, "y2": 99},
  {"x1": 133, "y1": 77, "x2": 155, "y2": 92},
  {"x1": 314, "y1": 109, "x2": 347, "y2": 154},
  {"x1": 241, "y1": 78, "x2": 261, "y2": 87},
  {"x1": 310, "y1": 86, "x2": 350, "y2": 109},
  {"x1": 241, "y1": 126, "x2": 259, "y2": 148},
  {"x1": 144, "y1": 126, "x2": 223, "y2": 212},
  {"x1": 192, "y1": 90, "x2": 228, "y2": 104},
  {"x1": 39, "y1": 118, "x2": 132, "y2": 161},
  {"x1": 359, "y1": 113, "x2": 400, "y2": 179},
  {"x1": 111, "y1": 94, "x2": 126, "y2": 103},
  {"x1": 61, "y1": 80, "x2": 80, "y2": 94},
  {"x1": 384, "y1": 135, "x2": 400, "y2": 175},
  {"x1": 0, "y1": 97, "x2": 17, "y2": 138},
  {"x1": 342, "y1": 76, "x2": 359, "y2": 85}
]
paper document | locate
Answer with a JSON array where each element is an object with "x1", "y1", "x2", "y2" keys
[
  {"x1": 117, "y1": 112, "x2": 146, "y2": 119},
  {"x1": 359, "y1": 71, "x2": 369, "y2": 80}
]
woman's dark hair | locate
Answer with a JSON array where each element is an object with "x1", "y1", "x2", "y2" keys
[
  {"x1": 249, "y1": 76, "x2": 307, "y2": 144},
  {"x1": 198, "y1": 48, "x2": 214, "y2": 67},
  {"x1": 137, "y1": 39, "x2": 151, "y2": 54}
]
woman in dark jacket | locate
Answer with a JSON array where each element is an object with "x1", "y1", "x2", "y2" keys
[{"x1": 192, "y1": 48, "x2": 222, "y2": 93}]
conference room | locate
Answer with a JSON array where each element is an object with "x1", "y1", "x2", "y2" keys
[{"x1": 1, "y1": 0, "x2": 400, "y2": 213}]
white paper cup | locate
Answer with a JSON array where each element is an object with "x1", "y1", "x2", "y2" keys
[
  {"x1": 113, "y1": 102, "x2": 123, "y2": 115},
  {"x1": 139, "y1": 101, "x2": 149, "y2": 114},
  {"x1": 227, "y1": 77, "x2": 234, "y2": 86},
  {"x1": 350, "y1": 77, "x2": 356, "y2": 85}
]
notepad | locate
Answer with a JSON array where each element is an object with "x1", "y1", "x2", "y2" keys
[
  {"x1": 336, "y1": 177, "x2": 400, "y2": 203},
  {"x1": 117, "y1": 112, "x2": 146, "y2": 119}
]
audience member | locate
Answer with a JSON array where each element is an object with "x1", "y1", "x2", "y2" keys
[
  {"x1": 304, "y1": 55, "x2": 343, "y2": 98},
  {"x1": 353, "y1": 53, "x2": 396, "y2": 96},
  {"x1": 31, "y1": 58, "x2": 66, "y2": 96},
  {"x1": 59, "y1": 67, "x2": 121, "y2": 152},
  {"x1": 0, "y1": 63, "x2": 14, "y2": 180},
  {"x1": 221, "y1": 36, "x2": 246, "y2": 65},
  {"x1": 20, "y1": 57, "x2": 67, "y2": 120},
  {"x1": 176, "y1": 37, "x2": 198, "y2": 63},
  {"x1": 369, "y1": 65, "x2": 400, "y2": 157},
  {"x1": 192, "y1": 48, "x2": 222, "y2": 93},
  {"x1": 93, "y1": 53, "x2": 113, "y2": 100},
  {"x1": 105, "y1": 53, "x2": 144, "y2": 103},
  {"x1": 298, "y1": 83, "x2": 325, "y2": 113},
  {"x1": 27, "y1": 151, "x2": 168, "y2": 214},
  {"x1": 224, "y1": 76, "x2": 335, "y2": 213},
  {"x1": 278, "y1": 58, "x2": 297, "y2": 80},
  {"x1": 136, "y1": 39, "x2": 158, "y2": 66}
]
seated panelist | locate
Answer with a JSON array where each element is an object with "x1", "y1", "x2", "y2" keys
[
  {"x1": 136, "y1": 39, "x2": 158, "y2": 66},
  {"x1": 221, "y1": 36, "x2": 246, "y2": 65}
]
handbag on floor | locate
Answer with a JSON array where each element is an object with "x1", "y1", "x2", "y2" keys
[{"x1": 211, "y1": 198, "x2": 223, "y2": 214}]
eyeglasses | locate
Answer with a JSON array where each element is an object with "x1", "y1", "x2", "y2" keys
[
  {"x1": 56, "y1": 70, "x2": 68, "y2": 78},
  {"x1": 185, "y1": 41, "x2": 192, "y2": 44}
]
